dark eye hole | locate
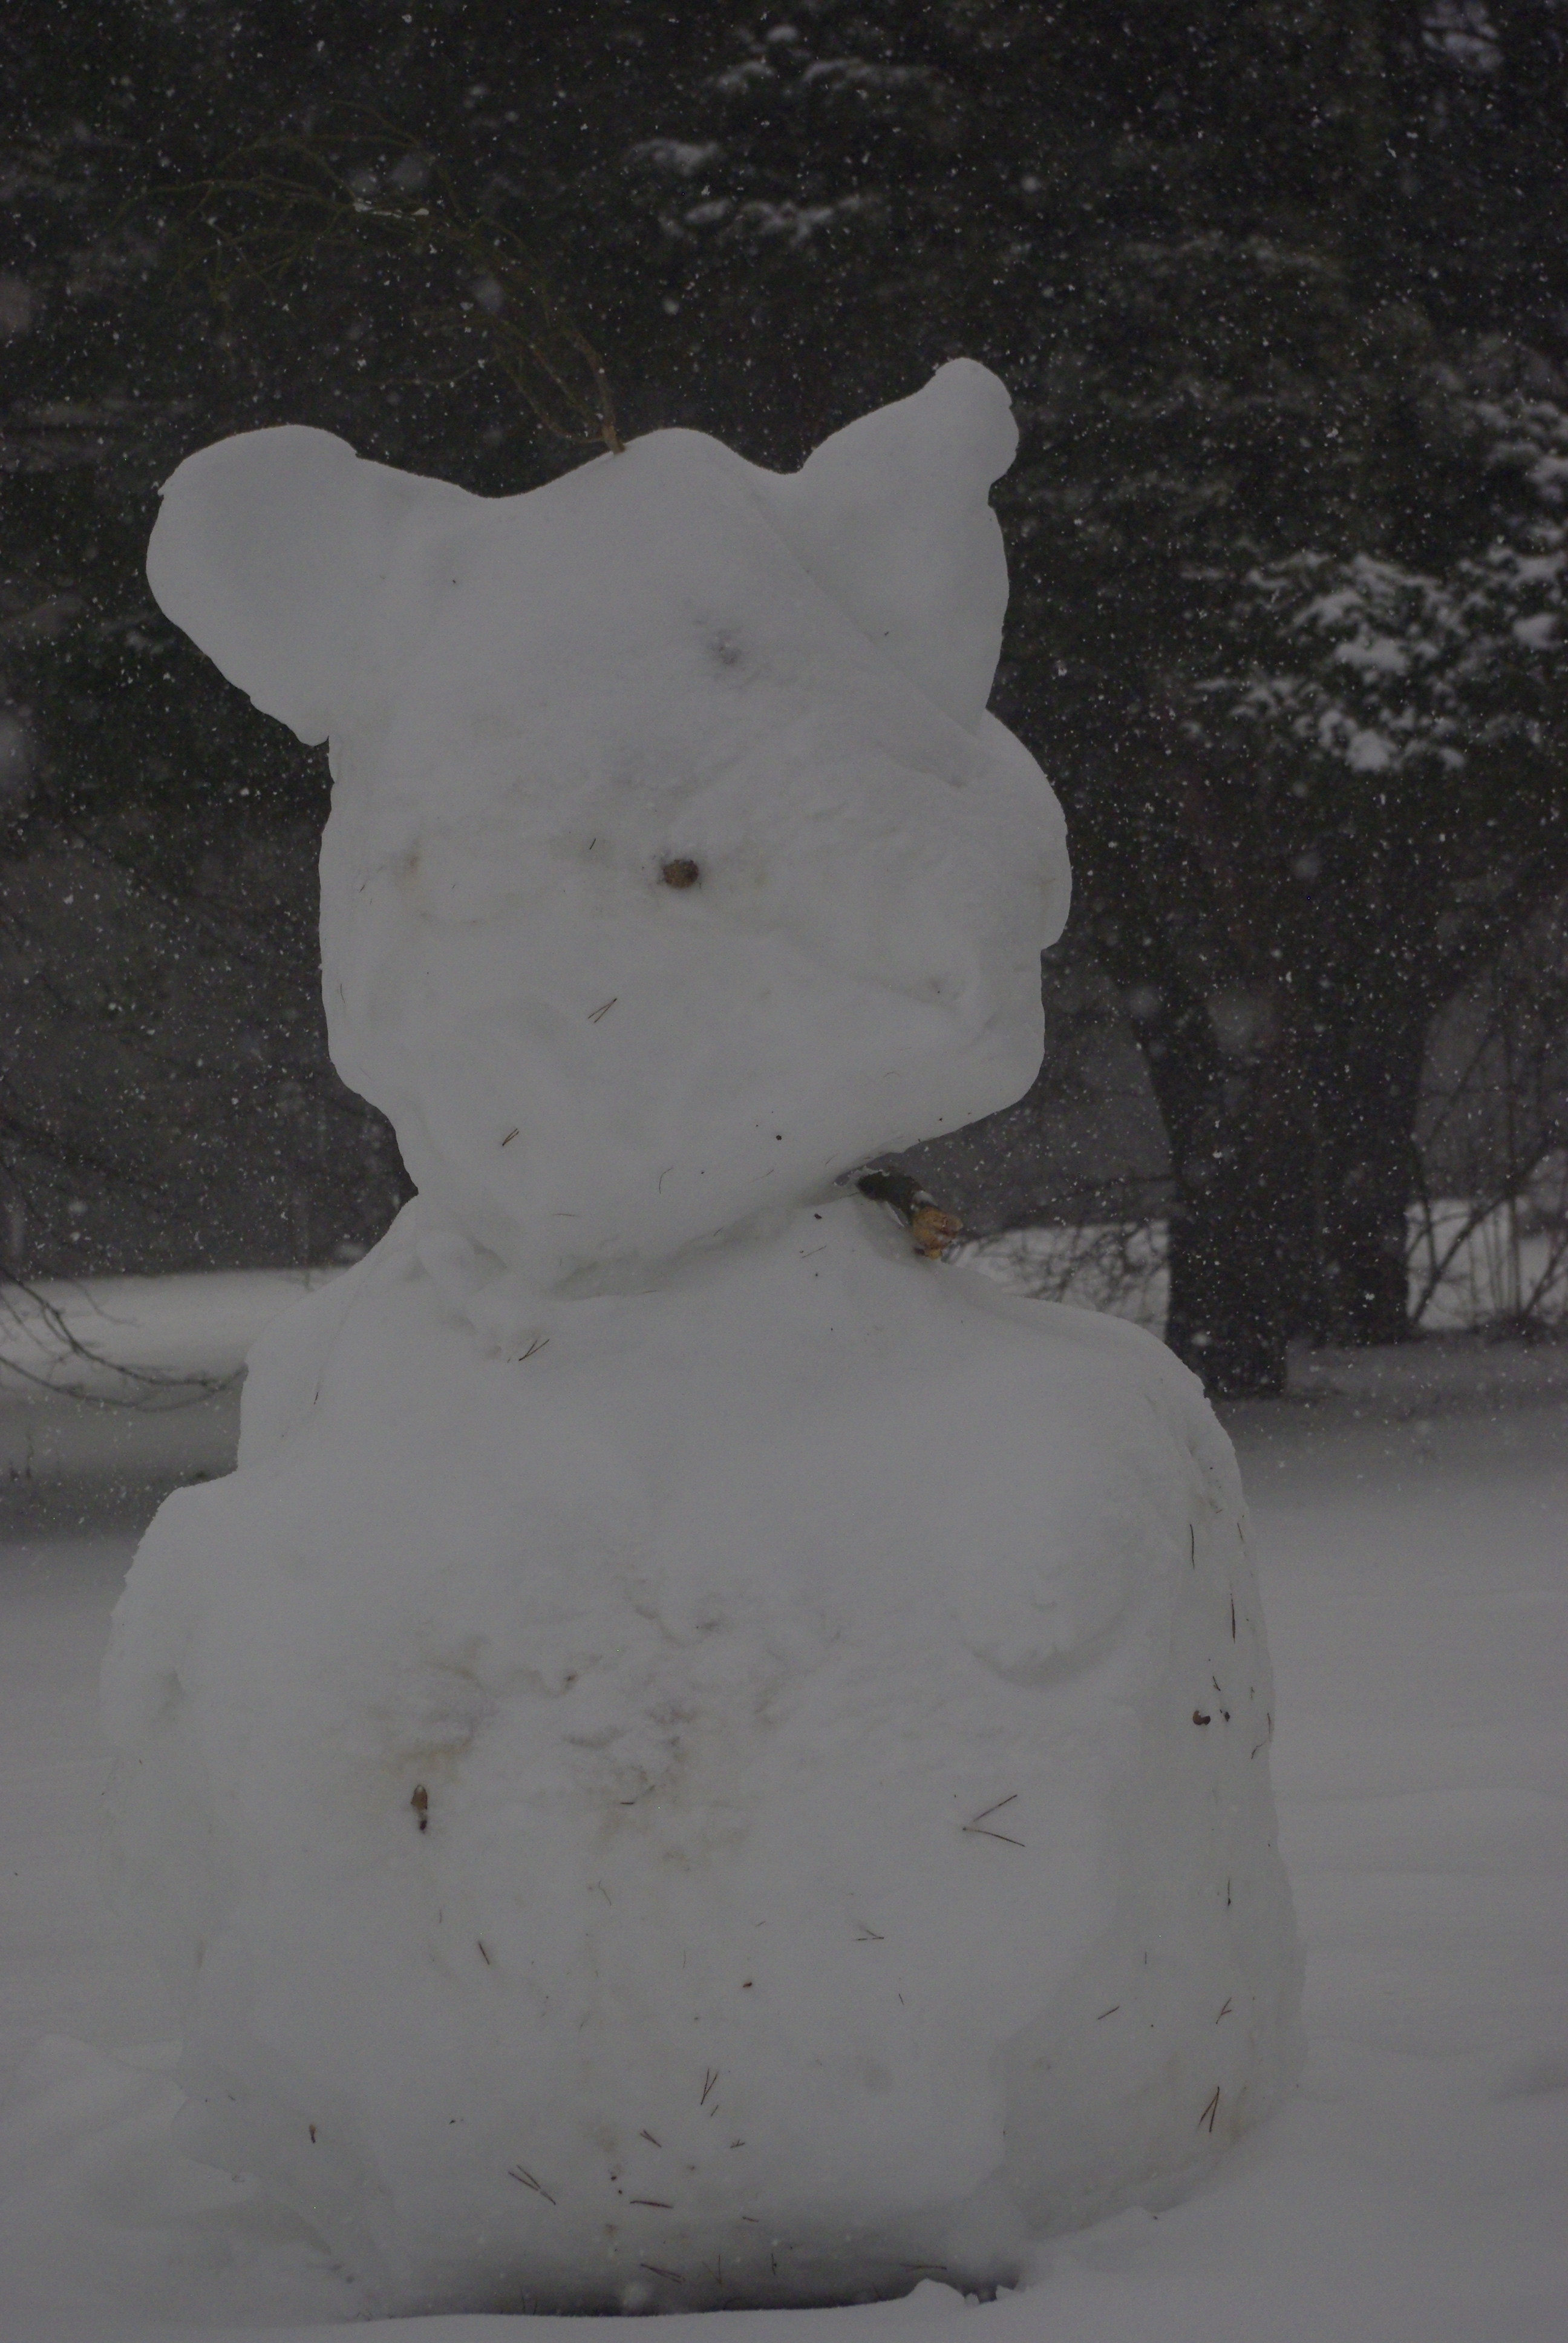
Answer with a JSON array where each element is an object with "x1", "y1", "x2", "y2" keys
[{"x1": 660, "y1": 857, "x2": 701, "y2": 890}]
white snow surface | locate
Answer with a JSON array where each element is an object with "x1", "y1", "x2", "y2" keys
[
  {"x1": 80, "y1": 368, "x2": 1299, "y2": 2313},
  {"x1": 961, "y1": 1198, "x2": 1568, "y2": 1340},
  {"x1": 2, "y1": 1323, "x2": 1564, "y2": 2341},
  {"x1": 147, "y1": 361, "x2": 1066, "y2": 1291},
  {"x1": 99, "y1": 1199, "x2": 1299, "y2": 2314},
  {"x1": 1, "y1": 1271, "x2": 333, "y2": 1489}
]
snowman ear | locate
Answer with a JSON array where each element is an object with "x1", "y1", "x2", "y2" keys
[
  {"x1": 148, "y1": 425, "x2": 475, "y2": 746},
  {"x1": 757, "y1": 359, "x2": 1018, "y2": 732}
]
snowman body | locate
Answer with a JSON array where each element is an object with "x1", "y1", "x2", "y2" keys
[{"x1": 105, "y1": 364, "x2": 1301, "y2": 2314}]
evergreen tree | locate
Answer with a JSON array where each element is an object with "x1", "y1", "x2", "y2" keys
[{"x1": 4, "y1": 2, "x2": 1564, "y2": 1391}]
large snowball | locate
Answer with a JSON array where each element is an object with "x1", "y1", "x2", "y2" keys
[{"x1": 104, "y1": 1201, "x2": 1302, "y2": 2316}]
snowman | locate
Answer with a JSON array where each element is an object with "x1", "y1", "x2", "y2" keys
[{"x1": 103, "y1": 361, "x2": 1301, "y2": 2316}]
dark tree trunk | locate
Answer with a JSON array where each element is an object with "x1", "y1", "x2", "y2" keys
[
  {"x1": 1165, "y1": 1157, "x2": 1294, "y2": 1397},
  {"x1": 1134, "y1": 975, "x2": 1432, "y2": 1392},
  {"x1": 1120, "y1": 965, "x2": 1296, "y2": 1398},
  {"x1": 1307, "y1": 999, "x2": 1429, "y2": 1348},
  {"x1": 1082, "y1": 738, "x2": 1441, "y2": 1394}
]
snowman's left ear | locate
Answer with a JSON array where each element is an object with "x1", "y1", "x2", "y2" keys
[
  {"x1": 148, "y1": 425, "x2": 477, "y2": 746},
  {"x1": 756, "y1": 359, "x2": 1018, "y2": 732}
]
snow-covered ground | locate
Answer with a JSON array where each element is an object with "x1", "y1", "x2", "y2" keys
[
  {"x1": 962, "y1": 1198, "x2": 1568, "y2": 1337},
  {"x1": 1, "y1": 1280, "x2": 1564, "y2": 2341},
  {"x1": 0, "y1": 1270, "x2": 334, "y2": 1491}
]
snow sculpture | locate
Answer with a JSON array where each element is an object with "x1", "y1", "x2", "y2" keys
[{"x1": 105, "y1": 361, "x2": 1302, "y2": 2316}]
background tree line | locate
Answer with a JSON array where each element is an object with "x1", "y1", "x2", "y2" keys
[{"x1": 3, "y1": 0, "x2": 1566, "y2": 1392}]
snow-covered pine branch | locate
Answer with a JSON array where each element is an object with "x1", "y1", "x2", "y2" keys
[{"x1": 1197, "y1": 385, "x2": 1566, "y2": 784}]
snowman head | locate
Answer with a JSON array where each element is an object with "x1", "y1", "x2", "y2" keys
[{"x1": 149, "y1": 361, "x2": 1069, "y2": 1288}]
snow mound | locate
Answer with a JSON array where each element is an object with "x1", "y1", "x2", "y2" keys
[
  {"x1": 105, "y1": 1202, "x2": 1299, "y2": 2314},
  {"x1": 108, "y1": 365, "x2": 1301, "y2": 2314},
  {"x1": 0, "y1": 2036, "x2": 359, "y2": 2329}
]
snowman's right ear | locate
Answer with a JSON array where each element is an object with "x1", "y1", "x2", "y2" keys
[{"x1": 147, "y1": 425, "x2": 475, "y2": 746}]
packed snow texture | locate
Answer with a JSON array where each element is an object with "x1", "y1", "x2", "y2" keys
[
  {"x1": 99, "y1": 363, "x2": 1301, "y2": 2312},
  {"x1": 4, "y1": 1331, "x2": 1563, "y2": 2342},
  {"x1": 104, "y1": 1202, "x2": 1299, "y2": 2312},
  {"x1": 147, "y1": 360, "x2": 1065, "y2": 1291}
]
